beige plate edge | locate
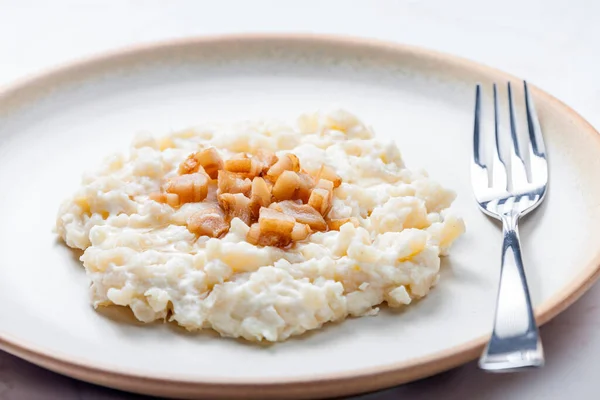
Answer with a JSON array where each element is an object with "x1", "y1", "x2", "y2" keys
[{"x1": 1, "y1": 33, "x2": 600, "y2": 399}]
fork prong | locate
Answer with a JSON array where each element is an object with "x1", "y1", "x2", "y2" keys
[
  {"x1": 471, "y1": 85, "x2": 490, "y2": 189},
  {"x1": 524, "y1": 81, "x2": 548, "y2": 185},
  {"x1": 492, "y1": 84, "x2": 508, "y2": 190},
  {"x1": 473, "y1": 85, "x2": 485, "y2": 168},
  {"x1": 471, "y1": 84, "x2": 491, "y2": 190},
  {"x1": 507, "y1": 82, "x2": 529, "y2": 188},
  {"x1": 524, "y1": 82, "x2": 547, "y2": 157}
]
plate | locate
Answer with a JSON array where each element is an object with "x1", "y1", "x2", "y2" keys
[{"x1": 0, "y1": 35, "x2": 599, "y2": 399}]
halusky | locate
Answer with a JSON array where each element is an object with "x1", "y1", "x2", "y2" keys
[{"x1": 56, "y1": 110, "x2": 465, "y2": 342}]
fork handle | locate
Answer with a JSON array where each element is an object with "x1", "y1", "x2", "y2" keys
[{"x1": 479, "y1": 212, "x2": 544, "y2": 371}]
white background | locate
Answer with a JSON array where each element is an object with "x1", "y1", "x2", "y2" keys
[{"x1": 1, "y1": 1, "x2": 599, "y2": 399}]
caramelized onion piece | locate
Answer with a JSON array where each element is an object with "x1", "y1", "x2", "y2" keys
[
  {"x1": 164, "y1": 172, "x2": 209, "y2": 204},
  {"x1": 187, "y1": 208, "x2": 229, "y2": 237}
]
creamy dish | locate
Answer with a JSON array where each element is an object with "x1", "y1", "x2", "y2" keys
[{"x1": 56, "y1": 110, "x2": 465, "y2": 342}]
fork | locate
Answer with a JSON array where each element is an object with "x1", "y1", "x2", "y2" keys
[{"x1": 472, "y1": 81, "x2": 548, "y2": 371}]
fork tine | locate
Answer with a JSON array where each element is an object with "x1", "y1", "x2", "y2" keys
[
  {"x1": 524, "y1": 82, "x2": 547, "y2": 157},
  {"x1": 523, "y1": 81, "x2": 548, "y2": 185},
  {"x1": 473, "y1": 85, "x2": 485, "y2": 167},
  {"x1": 507, "y1": 82, "x2": 529, "y2": 187},
  {"x1": 492, "y1": 84, "x2": 508, "y2": 190},
  {"x1": 471, "y1": 84, "x2": 491, "y2": 190}
]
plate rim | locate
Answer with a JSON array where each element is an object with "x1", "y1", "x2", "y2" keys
[{"x1": 1, "y1": 33, "x2": 599, "y2": 399}]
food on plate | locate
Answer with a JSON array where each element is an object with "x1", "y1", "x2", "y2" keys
[{"x1": 56, "y1": 110, "x2": 465, "y2": 342}]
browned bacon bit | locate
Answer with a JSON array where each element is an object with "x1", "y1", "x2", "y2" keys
[
  {"x1": 250, "y1": 177, "x2": 272, "y2": 218},
  {"x1": 218, "y1": 193, "x2": 253, "y2": 225},
  {"x1": 270, "y1": 170, "x2": 316, "y2": 203},
  {"x1": 196, "y1": 148, "x2": 223, "y2": 179},
  {"x1": 327, "y1": 217, "x2": 359, "y2": 231},
  {"x1": 316, "y1": 164, "x2": 342, "y2": 188},
  {"x1": 258, "y1": 207, "x2": 295, "y2": 234},
  {"x1": 291, "y1": 222, "x2": 311, "y2": 241},
  {"x1": 272, "y1": 170, "x2": 301, "y2": 201},
  {"x1": 246, "y1": 207, "x2": 295, "y2": 247},
  {"x1": 169, "y1": 147, "x2": 345, "y2": 247},
  {"x1": 178, "y1": 153, "x2": 201, "y2": 175},
  {"x1": 253, "y1": 149, "x2": 278, "y2": 175},
  {"x1": 288, "y1": 154, "x2": 301, "y2": 172},
  {"x1": 149, "y1": 192, "x2": 180, "y2": 207},
  {"x1": 295, "y1": 172, "x2": 315, "y2": 203},
  {"x1": 273, "y1": 200, "x2": 327, "y2": 231},
  {"x1": 246, "y1": 223, "x2": 290, "y2": 247},
  {"x1": 246, "y1": 223, "x2": 263, "y2": 245},
  {"x1": 164, "y1": 172, "x2": 209, "y2": 204},
  {"x1": 217, "y1": 170, "x2": 252, "y2": 196},
  {"x1": 187, "y1": 207, "x2": 229, "y2": 237},
  {"x1": 308, "y1": 179, "x2": 334, "y2": 216},
  {"x1": 266, "y1": 153, "x2": 300, "y2": 180},
  {"x1": 224, "y1": 155, "x2": 253, "y2": 174}
]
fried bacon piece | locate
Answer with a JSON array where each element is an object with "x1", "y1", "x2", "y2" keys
[
  {"x1": 217, "y1": 170, "x2": 252, "y2": 196},
  {"x1": 254, "y1": 149, "x2": 278, "y2": 175},
  {"x1": 218, "y1": 193, "x2": 253, "y2": 225},
  {"x1": 271, "y1": 200, "x2": 327, "y2": 231},
  {"x1": 271, "y1": 170, "x2": 301, "y2": 201},
  {"x1": 195, "y1": 148, "x2": 223, "y2": 179},
  {"x1": 178, "y1": 153, "x2": 201, "y2": 175},
  {"x1": 250, "y1": 177, "x2": 272, "y2": 218},
  {"x1": 291, "y1": 222, "x2": 311, "y2": 241},
  {"x1": 163, "y1": 172, "x2": 209, "y2": 204},
  {"x1": 187, "y1": 207, "x2": 229, "y2": 237},
  {"x1": 224, "y1": 154, "x2": 253, "y2": 174},
  {"x1": 172, "y1": 147, "x2": 345, "y2": 247},
  {"x1": 271, "y1": 171, "x2": 315, "y2": 202},
  {"x1": 246, "y1": 207, "x2": 296, "y2": 247},
  {"x1": 149, "y1": 192, "x2": 180, "y2": 207},
  {"x1": 266, "y1": 153, "x2": 300, "y2": 180},
  {"x1": 308, "y1": 179, "x2": 334, "y2": 216},
  {"x1": 316, "y1": 164, "x2": 342, "y2": 188},
  {"x1": 259, "y1": 207, "x2": 295, "y2": 233},
  {"x1": 295, "y1": 172, "x2": 315, "y2": 203}
]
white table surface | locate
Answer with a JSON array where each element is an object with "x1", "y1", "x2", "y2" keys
[{"x1": 1, "y1": 1, "x2": 599, "y2": 399}]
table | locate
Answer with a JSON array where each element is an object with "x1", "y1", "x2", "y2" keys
[{"x1": 1, "y1": 1, "x2": 598, "y2": 399}]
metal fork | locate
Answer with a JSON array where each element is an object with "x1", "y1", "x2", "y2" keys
[{"x1": 472, "y1": 81, "x2": 548, "y2": 371}]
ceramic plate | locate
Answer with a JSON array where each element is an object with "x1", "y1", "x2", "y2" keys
[{"x1": 0, "y1": 35, "x2": 599, "y2": 399}]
